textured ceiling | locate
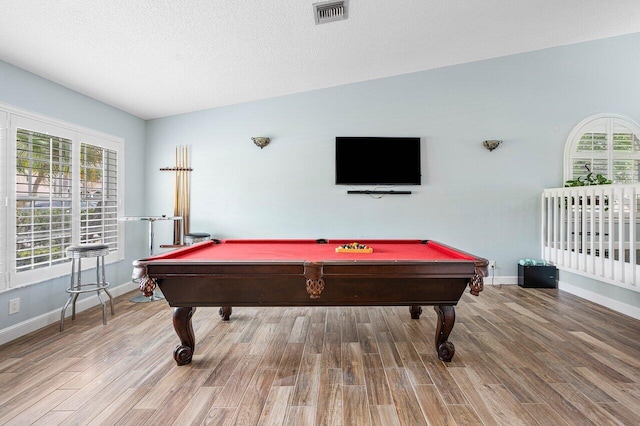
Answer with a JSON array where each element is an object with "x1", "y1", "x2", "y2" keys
[{"x1": 1, "y1": 0, "x2": 639, "y2": 120}]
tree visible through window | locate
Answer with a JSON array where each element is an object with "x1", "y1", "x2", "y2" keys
[{"x1": 15, "y1": 129, "x2": 73, "y2": 272}]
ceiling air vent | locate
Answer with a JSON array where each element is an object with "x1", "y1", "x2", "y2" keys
[{"x1": 313, "y1": 0, "x2": 349, "y2": 25}]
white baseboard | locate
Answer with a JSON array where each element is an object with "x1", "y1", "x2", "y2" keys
[
  {"x1": 559, "y1": 281, "x2": 640, "y2": 321},
  {"x1": 0, "y1": 281, "x2": 138, "y2": 346},
  {"x1": 483, "y1": 275, "x2": 518, "y2": 286},
  {"x1": 488, "y1": 275, "x2": 640, "y2": 320}
]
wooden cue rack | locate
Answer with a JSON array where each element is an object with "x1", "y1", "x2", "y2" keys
[{"x1": 160, "y1": 145, "x2": 193, "y2": 247}]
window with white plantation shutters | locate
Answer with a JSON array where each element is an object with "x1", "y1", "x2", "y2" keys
[
  {"x1": 15, "y1": 128, "x2": 73, "y2": 273},
  {"x1": 564, "y1": 115, "x2": 640, "y2": 184},
  {"x1": 4, "y1": 110, "x2": 124, "y2": 289},
  {"x1": 79, "y1": 136, "x2": 119, "y2": 250}
]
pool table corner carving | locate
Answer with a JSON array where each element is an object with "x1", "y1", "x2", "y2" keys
[
  {"x1": 469, "y1": 269, "x2": 484, "y2": 296},
  {"x1": 132, "y1": 259, "x2": 158, "y2": 297},
  {"x1": 138, "y1": 275, "x2": 158, "y2": 298}
]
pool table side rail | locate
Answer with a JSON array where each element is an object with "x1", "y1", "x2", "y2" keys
[{"x1": 132, "y1": 262, "x2": 487, "y2": 304}]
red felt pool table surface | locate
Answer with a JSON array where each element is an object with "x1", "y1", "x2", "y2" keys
[{"x1": 148, "y1": 239, "x2": 477, "y2": 262}]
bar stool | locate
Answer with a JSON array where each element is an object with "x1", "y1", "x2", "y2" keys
[
  {"x1": 60, "y1": 243, "x2": 115, "y2": 331},
  {"x1": 184, "y1": 232, "x2": 210, "y2": 245}
]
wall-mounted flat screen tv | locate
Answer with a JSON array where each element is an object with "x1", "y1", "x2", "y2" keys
[{"x1": 335, "y1": 137, "x2": 421, "y2": 185}]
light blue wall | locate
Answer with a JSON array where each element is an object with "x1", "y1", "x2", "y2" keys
[
  {"x1": 0, "y1": 60, "x2": 147, "y2": 330},
  {"x1": 146, "y1": 33, "x2": 640, "y2": 296}
]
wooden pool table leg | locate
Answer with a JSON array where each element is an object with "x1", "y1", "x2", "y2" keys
[
  {"x1": 173, "y1": 306, "x2": 196, "y2": 365},
  {"x1": 219, "y1": 306, "x2": 232, "y2": 321},
  {"x1": 410, "y1": 305, "x2": 422, "y2": 319},
  {"x1": 434, "y1": 305, "x2": 456, "y2": 362}
]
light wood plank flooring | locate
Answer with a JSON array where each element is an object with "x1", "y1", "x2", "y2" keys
[{"x1": 1, "y1": 285, "x2": 639, "y2": 425}]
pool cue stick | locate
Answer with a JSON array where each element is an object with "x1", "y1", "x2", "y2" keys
[
  {"x1": 177, "y1": 145, "x2": 184, "y2": 244},
  {"x1": 186, "y1": 146, "x2": 190, "y2": 235},
  {"x1": 183, "y1": 145, "x2": 190, "y2": 235},
  {"x1": 173, "y1": 146, "x2": 180, "y2": 244},
  {"x1": 178, "y1": 146, "x2": 183, "y2": 239},
  {"x1": 181, "y1": 146, "x2": 186, "y2": 235},
  {"x1": 178, "y1": 147, "x2": 182, "y2": 231}
]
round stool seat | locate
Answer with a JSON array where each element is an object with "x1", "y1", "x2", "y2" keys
[
  {"x1": 185, "y1": 233, "x2": 210, "y2": 245},
  {"x1": 66, "y1": 243, "x2": 109, "y2": 258}
]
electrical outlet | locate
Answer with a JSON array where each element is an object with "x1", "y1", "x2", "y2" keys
[
  {"x1": 488, "y1": 260, "x2": 496, "y2": 269},
  {"x1": 9, "y1": 298, "x2": 20, "y2": 315}
]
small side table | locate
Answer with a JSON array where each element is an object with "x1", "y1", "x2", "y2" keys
[{"x1": 120, "y1": 215, "x2": 183, "y2": 302}]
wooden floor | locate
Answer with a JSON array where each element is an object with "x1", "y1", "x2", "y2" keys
[{"x1": 1, "y1": 285, "x2": 640, "y2": 425}]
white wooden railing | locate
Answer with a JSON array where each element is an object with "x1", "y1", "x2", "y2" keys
[{"x1": 541, "y1": 184, "x2": 640, "y2": 291}]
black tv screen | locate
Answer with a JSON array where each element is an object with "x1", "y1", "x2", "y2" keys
[{"x1": 335, "y1": 137, "x2": 421, "y2": 185}]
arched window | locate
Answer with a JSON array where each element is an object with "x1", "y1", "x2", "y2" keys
[{"x1": 564, "y1": 114, "x2": 640, "y2": 184}]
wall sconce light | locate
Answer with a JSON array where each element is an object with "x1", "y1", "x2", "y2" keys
[
  {"x1": 483, "y1": 140, "x2": 502, "y2": 152},
  {"x1": 252, "y1": 137, "x2": 270, "y2": 149}
]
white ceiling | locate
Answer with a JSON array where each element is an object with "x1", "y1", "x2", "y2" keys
[{"x1": 1, "y1": 1, "x2": 639, "y2": 120}]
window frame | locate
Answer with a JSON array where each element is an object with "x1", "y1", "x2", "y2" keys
[
  {"x1": 12, "y1": 117, "x2": 76, "y2": 282},
  {"x1": 77, "y1": 132, "x2": 122, "y2": 250},
  {"x1": 0, "y1": 111, "x2": 7, "y2": 290},
  {"x1": 564, "y1": 114, "x2": 640, "y2": 184},
  {"x1": 1, "y1": 104, "x2": 124, "y2": 291}
]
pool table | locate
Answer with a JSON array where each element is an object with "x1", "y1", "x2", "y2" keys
[{"x1": 132, "y1": 239, "x2": 488, "y2": 365}]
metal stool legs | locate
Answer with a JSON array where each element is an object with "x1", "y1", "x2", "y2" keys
[{"x1": 60, "y1": 244, "x2": 114, "y2": 331}]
